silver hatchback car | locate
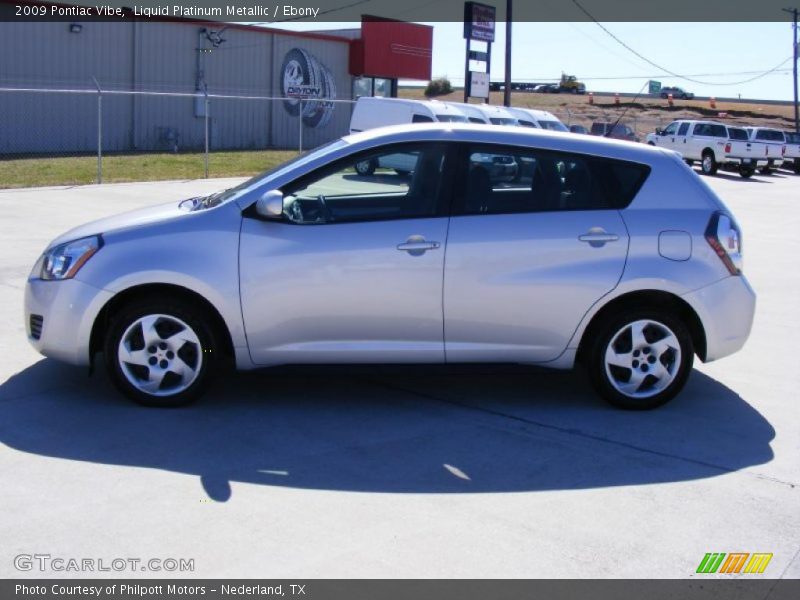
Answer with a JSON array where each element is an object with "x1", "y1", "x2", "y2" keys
[{"x1": 25, "y1": 124, "x2": 755, "y2": 409}]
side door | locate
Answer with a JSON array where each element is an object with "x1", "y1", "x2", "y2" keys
[
  {"x1": 655, "y1": 121, "x2": 679, "y2": 150},
  {"x1": 239, "y1": 142, "x2": 453, "y2": 365},
  {"x1": 673, "y1": 121, "x2": 692, "y2": 156},
  {"x1": 443, "y1": 143, "x2": 643, "y2": 363}
]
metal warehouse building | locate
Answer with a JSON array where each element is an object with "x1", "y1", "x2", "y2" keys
[{"x1": 0, "y1": 16, "x2": 432, "y2": 154}]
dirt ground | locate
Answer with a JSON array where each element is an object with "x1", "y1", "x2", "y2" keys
[{"x1": 400, "y1": 88, "x2": 798, "y2": 139}]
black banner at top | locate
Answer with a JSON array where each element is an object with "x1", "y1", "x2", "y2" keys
[{"x1": 0, "y1": 0, "x2": 799, "y2": 22}]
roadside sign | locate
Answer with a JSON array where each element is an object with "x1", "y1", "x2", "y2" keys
[
  {"x1": 648, "y1": 80, "x2": 662, "y2": 94},
  {"x1": 470, "y1": 71, "x2": 489, "y2": 98},
  {"x1": 463, "y1": 2, "x2": 496, "y2": 42}
]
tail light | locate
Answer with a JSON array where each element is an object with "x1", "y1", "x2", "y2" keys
[
  {"x1": 725, "y1": 142, "x2": 731, "y2": 153},
  {"x1": 705, "y1": 212, "x2": 742, "y2": 275}
]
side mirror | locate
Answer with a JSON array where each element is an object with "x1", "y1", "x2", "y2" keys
[
  {"x1": 655, "y1": 128, "x2": 664, "y2": 136},
  {"x1": 255, "y1": 189, "x2": 284, "y2": 219}
]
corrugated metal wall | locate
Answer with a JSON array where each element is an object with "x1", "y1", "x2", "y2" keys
[{"x1": 0, "y1": 20, "x2": 354, "y2": 154}]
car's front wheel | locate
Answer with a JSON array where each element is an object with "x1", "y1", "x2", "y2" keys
[
  {"x1": 588, "y1": 311, "x2": 694, "y2": 410},
  {"x1": 105, "y1": 299, "x2": 217, "y2": 406}
]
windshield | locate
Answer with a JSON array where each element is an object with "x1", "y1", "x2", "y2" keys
[
  {"x1": 756, "y1": 129, "x2": 785, "y2": 142},
  {"x1": 436, "y1": 114, "x2": 468, "y2": 123},
  {"x1": 189, "y1": 138, "x2": 348, "y2": 209},
  {"x1": 489, "y1": 117, "x2": 518, "y2": 126},
  {"x1": 786, "y1": 132, "x2": 800, "y2": 143},
  {"x1": 539, "y1": 120, "x2": 568, "y2": 132}
]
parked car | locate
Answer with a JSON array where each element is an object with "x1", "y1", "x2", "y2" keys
[
  {"x1": 590, "y1": 121, "x2": 639, "y2": 142},
  {"x1": 645, "y1": 120, "x2": 769, "y2": 178},
  {"x1": 506, "y1": 107, "x2": 568, "y2": 132},
  {"x1": 25, "y1": 124, "x2": 755, "y2": 410},
  {"x1": 569, "y1": 124, "x2": 589, "y2": 135},
  {"x1": 659, "y1": 86, "x2": 694, "y2": 100},
  {"x1": 783, "y1": 131, "x2": 800, "y2": 173},
  {"x1": 349, "y1": 97, "x2": 468, "y2": 176},
  {"x1": 745, "y1": 127, "x2": 786, "y2": 174},
  {"x1": 534, "y1": 84, "x2": 559, "y2": 94},
  {"x1": 349, "y1": 97, "x2": 467, "y2": 134}
]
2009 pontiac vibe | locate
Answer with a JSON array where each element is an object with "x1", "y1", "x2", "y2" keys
[{"x1": 25, "y1": 124, "x2": 755, "y2": 409}]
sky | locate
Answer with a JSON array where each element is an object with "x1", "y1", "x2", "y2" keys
[{"x1": 275, "y1": 21, "x2": 799, "y2": 101}]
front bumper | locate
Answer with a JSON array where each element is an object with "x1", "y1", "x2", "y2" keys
[
  {"x1": 24, "y1": 277, "x2": 114, "y2": 366},
  {"x1": 682, "y1": 275, "x2": 756, "y2": 362}
]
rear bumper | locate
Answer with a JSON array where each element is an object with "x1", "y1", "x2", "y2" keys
[
  {"x1": 24, "y1": 277, "x2": 113, "y2": 366},
  {"x1": 682, "y1": 275, "x2": 756, "y2": 362},
  {"x1": 724, "y1": 157, "x2": 768, "y2": 168}
]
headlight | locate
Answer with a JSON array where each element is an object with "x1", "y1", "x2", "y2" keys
[{"x1": 37, "y1": 235, "x2": 102, "y2": 281}]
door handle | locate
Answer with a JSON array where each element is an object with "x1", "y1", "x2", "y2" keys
[
  {"x1": 579, "y1": 230, "x2": 619, "y2": 247},
  {"x1": 397, "y1": 235, "x2": 440, "y2": 256}
]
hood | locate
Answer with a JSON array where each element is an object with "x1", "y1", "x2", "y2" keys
[{"x1": 48, "y1": 200, "x2": 188, "y2": 249}]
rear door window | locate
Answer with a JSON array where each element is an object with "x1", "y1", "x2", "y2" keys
[{"x1": 452, "y1": 144, "x2": 650, "y2": 215}]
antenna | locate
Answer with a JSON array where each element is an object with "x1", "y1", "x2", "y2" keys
[{"x1": 605, "y1": 81, "x2": 649, "y2": 139}]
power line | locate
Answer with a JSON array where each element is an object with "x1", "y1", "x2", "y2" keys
[{"x1": 570, "y1": 0, "x2": 794, "y2": 86}]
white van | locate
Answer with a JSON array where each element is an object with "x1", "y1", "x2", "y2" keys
[
  {"x1": 506, "y1": 107, "x2": 568, "y2": 132},
  {"x1": 446, "y1": 102, "x2": 519, "y2": 126},
  {"x1": 349, "y1": 97, "x2": 468, "y2": 134}
]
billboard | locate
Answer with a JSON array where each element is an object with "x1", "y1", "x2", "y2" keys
[
  {"x1": 463, "y1": 2, "x2": 496, "y2": 42},
  {"x1": 350, "y1": 18, "x2": 433, "y2": 80}
]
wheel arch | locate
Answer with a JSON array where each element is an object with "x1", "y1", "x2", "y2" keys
[
  {"x1": 576, "y1": 289, "x2": 707, "y2": 364},
  {"x1": 89, "y1": 283, "x2": 235, "y2": 364}
]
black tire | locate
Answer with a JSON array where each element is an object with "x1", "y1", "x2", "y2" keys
[
  {"x1": 739, "y1": 166, "x2": 754, "y2": 178},
  {"x1": 279, "y1": 48, "x2": 336, "y2": 128},
  {"x1": 794, "y1": 162, "x2": 800, "y2": 175},
  {"x1": 104, "y1": 298, "x2": 218, "y2": 407},
  {"x1": 759, "y1": 164, "x2": 772, "y2": 175},
  {"x1": 354, "y1": 158, "x2": 377, "y2": 176},
  {"x1": 700, "y1": 150, "x2": 718, "y2": 175},
  {"x1": 587, "y1": 309, "x2": 694, "y2": 410}
]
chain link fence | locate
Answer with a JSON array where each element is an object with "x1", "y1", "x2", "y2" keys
[{"x1": 0, "y1": 85, "x2": 356, "y2": 186}]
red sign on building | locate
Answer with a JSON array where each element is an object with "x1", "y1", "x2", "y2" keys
[{"x1": 349, "y1": 17, "x2": 433, "y2": 81}]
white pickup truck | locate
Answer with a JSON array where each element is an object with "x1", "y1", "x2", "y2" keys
[
  {"x1": 646, "y1": 119, "x2": 769, "y2": 178},
  {"x1": 784, "y1": 131, "x2": 800, "y2": 174},
  {"x1": 745, "y1": 127, "x2": 786, "y2": 174}
]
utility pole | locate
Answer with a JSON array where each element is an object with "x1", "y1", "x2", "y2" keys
[
  {"x1": 784, "y1": 7, "x2": 799, "y2": 133},
  {"x1": 503, "y1": 0, "x2": 512, "y2": 107}
]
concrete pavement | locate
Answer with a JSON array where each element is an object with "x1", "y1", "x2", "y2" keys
[{"x1": 0, "y1": 172, "x2": 798, "y2": 578}]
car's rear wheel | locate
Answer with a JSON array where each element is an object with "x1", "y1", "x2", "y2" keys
[
  {"x1": 701, "y1": 151, "x2": 718, "y2": 175},
  {"x1": 794, "y1": 162, "x2": 800, "y2": 174},
  {"x1": 105, "y1": 299, "x2": 217, "y2": 407},
  {"x1": 588, "y1": 311, "x2": 694, "y2": 410},
  {"x1": 759, "y1": 163, "x2": 773, "y2": 175},
  {"x1": 739, "y1": 165, "x2": 754, "y2": 178}
]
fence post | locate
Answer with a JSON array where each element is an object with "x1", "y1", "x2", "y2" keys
[
  {"x1": 204, "y1": 90, "x2": 209, "y2": 179},
  {"x1": 92, "y1": 77, "x2": 102, "y2": 184},
  {"x1": 298, "y1": 98, "x2": 303, "y2": 153}
]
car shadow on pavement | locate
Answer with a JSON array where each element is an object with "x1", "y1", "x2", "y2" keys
[{"x1": 0, "y1": 359, "x2": 774, "y2": 502}]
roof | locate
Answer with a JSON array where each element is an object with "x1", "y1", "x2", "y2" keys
[{"x1": 344, "y1": 122, "x2": 668, "y2": 164}]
